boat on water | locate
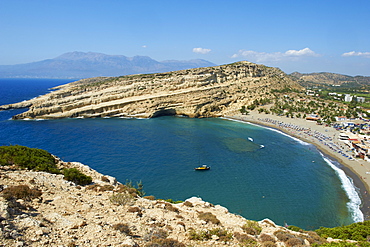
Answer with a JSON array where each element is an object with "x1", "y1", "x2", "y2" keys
[{"x1": 194, "y1": 165, "x2": 210, "y2": 171}]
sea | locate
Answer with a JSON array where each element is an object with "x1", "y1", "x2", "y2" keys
[{"x1": 0, "y1": 78, "x2": 364, "y2": 230}]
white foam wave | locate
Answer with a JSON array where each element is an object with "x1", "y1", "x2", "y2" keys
[
  {"x1": 262, "y1": 126, "x2": 310, "y2": 146},
  {"x1": 321, "y1": 153, "x2": 364, "y2": 222},
  {"x1": 18, "y1": 118, "x2": 47, "y2": 121}
]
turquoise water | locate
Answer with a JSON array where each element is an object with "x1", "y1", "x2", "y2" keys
[{"x1": 0, "y1": 78, "x2": 361, "y2": 229}]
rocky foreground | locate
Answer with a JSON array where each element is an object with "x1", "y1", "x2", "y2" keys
[
  {"x1": 0, "y1": 61, "x2": 302, "y2": 119},
  {"x1": 0, "y1": 157, "x2": 348, "y2": 246}
]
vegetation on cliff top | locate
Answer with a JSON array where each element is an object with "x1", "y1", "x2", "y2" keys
[
  {"x1": 0, "y1": 145, "x2": 59, "y2": 174},
  {"x1": 0, "y1": 145, "x2": 92, "y2": 185},
  {"x1": 315, "y1": 221, "x2": 370, "y2": 242}
]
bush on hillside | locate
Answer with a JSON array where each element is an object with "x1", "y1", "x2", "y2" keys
[
  {"x1": 62, "y1": 168, "x2": 92, "y2": 185},
  {"x1": 109, "y1": 192, "x2": 134, "y2": 206},
  {"x1": 0, "y1": 145, "x2": 60, "y2": 174},
  {"x1": 242, "y1": 220, "x2": 262, "y2": 235},
  {"x1": 2, "y1": 185, "x2": 42, "y2": 201},
  {"x1": 234, "y1": 232, "x2": 257, "y2": 246},
  {"x1": 287, "y1": 225, "x2": 303, "y2": 232},
  {"x1": 198, "y1": 212, "x2": 220, "y2": 225},
  {"x1": 312, "y1": 242, "x2": 370, "y2": 247},
  {"x1": 315, "y1": 221, "x2": 370, "y2": 242},
  {"x1": 188, "y1": 228, "x2": 232, "y2": 241},
  {"x1": 145, "y1": 238, "x2": 185, "y2": 247}
]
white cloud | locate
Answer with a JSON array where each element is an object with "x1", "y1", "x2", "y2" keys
[
  {"x1": 142, "y1": 45, "x2": 147, "y2": 48},
  {"x1": 193, "y1": 47, "x2": 211, "y2": 54},
  {"x1": 342, "y1": 51, "x2": 370, "y2": 58},
  {"x1": 231, "y1": 48, "x2": 320, "y2": 62},
  {"x1": 285, "y1": 48, "x2": 318, "y2": 56}
]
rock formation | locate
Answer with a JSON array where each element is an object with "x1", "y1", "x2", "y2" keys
[
  {"x1": 0, "y1": 158, "x2": 330, "y2": 246},
  {"x1": 0, "y1": 61, "x2": 303, "y2": 119}
]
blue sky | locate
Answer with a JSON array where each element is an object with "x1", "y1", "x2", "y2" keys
[{"x1": 1, "y1": 0, "x2": 369, "y2": 75}]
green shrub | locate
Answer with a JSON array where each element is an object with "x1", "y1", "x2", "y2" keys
[
  {"x1": 234, "y1": 232, "x2": 257, "y2": 246},
  {"x1": 63, "y1": 168, "x2": 92, "y2": 185},
  {"x1": 109, "y1": 192, "x2": 134, "y2": 206},
  {"x1": 315, "y1": 221, "x2": 370, "y2": 242},
  {"x1": 208, "y1": 228, "x2": 233, "y2": 242},
  {"x1": 188, "y1": 228, "x2": 231, "y2": 241},
  {"x1": 287, "y1": 225, "x2": 303, "y2": 232},
  {"x1": 242, "y1": 220, "x2": 262, "y2": 235},
  {"x1": 198, "y1": 212, "x2": 220, "y2": 225},
  {"x1": 188, "y1": 229, "x2": 210, "y2": 241},
  {"x1": 312, "y1": 242, "x2": 370, "y2": 247},
  {"x1": 124, "y1": 180, "x2": 145, "y2": 197},
  {"x1": 145, "y1": 238, "x2": 185, "y2": 247},
  {"x1": 0, "y1": 145, "x2": 59, "y2": 174},
  {"x1": 2, "y1": 185, "x2": 42, "y2": 201},
  {"x1": 164, "y1": 198, "x2": 183, "y2": 204}
]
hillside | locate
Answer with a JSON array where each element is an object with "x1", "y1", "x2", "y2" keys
[
  {"x1": 0, "y1": 61, "x2": 303, "y2": 120},
  {"x1": 291, "y1": 72, "x2": 370, "y2": 88},
  {"x1": 0, "y1": 52, "x2": 216, "y2": 79}
]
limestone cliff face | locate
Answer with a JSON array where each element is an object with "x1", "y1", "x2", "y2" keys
[{"x1": 0, "y1": 61, "x2": 303, "y2": 119}]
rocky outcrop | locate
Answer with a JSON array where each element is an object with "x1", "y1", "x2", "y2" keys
[
  {"x1": 0, "y1": 61, "x2": 303, "y2": 119},
  {"x1": 0, "y1": 158, "x2": 330, "y2": 246}
]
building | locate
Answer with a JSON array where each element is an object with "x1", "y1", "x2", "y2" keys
[
  {"x1": 357, "y1": 97, "x2": 365, "y2": 103},
  {"x1": 344, "y1": 94, "x2": 353, "y2": 102},
  {"x1": 335, "y1": 116, "x2": 347, "y2": 121}
]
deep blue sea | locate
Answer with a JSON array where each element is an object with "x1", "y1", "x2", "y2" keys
[{"x1": 0, "y1": 78, "x2": 363, "y2": 230}]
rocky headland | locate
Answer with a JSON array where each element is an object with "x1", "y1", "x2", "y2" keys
[
  {"x1": 0, "y1": 61, "x2": 302, "y2": 120},
  {"x1": 1, "y1": 156, "x2": 343, "y2": 246}
]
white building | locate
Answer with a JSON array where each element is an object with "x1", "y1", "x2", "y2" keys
[
  {"x1": 344, "y1": 94, "x2": 353, "y2": 102},
  {"x1": 357, "y1": 97, "x2": 365, "y2": 103}
]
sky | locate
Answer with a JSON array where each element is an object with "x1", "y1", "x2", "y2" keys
[{"x1": 0, "y1": 0, "x2": 369, "y2": 76}]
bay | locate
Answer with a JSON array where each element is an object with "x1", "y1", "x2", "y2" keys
[{"x1": 0, "y1": 78, "x2": 357, "y2": 229}]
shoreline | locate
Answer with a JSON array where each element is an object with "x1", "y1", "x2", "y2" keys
[{"x1": 225, "y1": 112, "x2": 370, "y2": 221}]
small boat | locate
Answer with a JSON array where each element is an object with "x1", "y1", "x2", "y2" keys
[{"x1": 194, "y1": 165, "x2": 210, "y2": 171}]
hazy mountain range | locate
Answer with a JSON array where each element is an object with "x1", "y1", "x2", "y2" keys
[{"x1": 0, "y1": 52, "x2": 216, "y2": 79}]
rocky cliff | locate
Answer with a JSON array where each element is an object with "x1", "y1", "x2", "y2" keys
[
  {"x1": 0, "y1": 61, "x2": 303, "y2": 120},
  {"x1": 0, "y1": 158, "x2": 331, "y2": 246}
]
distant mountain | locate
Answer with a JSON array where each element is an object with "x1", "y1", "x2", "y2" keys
[
  {"x1": 0, "y1": 52, "x2": 217, "y2": 79},
  {"x1": 290, "y1": 72, "x2": 370, "y2": 87}
]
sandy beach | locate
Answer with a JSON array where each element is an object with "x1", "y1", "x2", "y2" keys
[{"x1": 227, "y1": 111, "x2": 370, "y2": 221}]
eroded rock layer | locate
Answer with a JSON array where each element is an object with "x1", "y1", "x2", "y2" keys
[{"x1": 0, "y1": 61, "x2": 302, "y2": 119}]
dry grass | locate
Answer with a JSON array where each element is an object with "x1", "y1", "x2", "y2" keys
[
  {"x1": 2, "y1": 185, "x2": 42, "y2": 201},
  {"x1": 198, "y1": 212, "x2": 220, "y2": 225}
]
